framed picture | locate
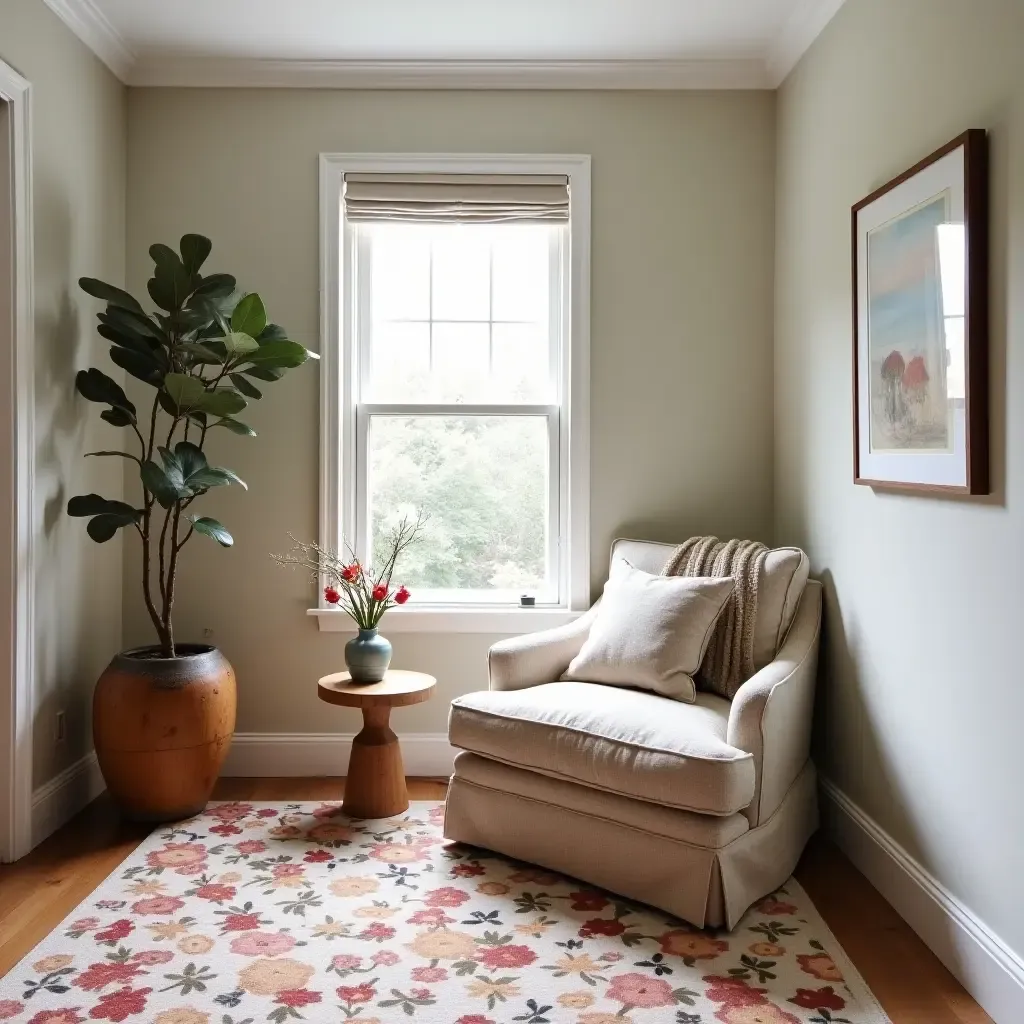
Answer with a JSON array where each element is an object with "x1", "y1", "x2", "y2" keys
[{"x1": 852, "y1": 129, "x2": 989, "y2": 494}]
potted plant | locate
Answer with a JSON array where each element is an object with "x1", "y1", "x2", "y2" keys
[
  {"x1": 68, "y1": 234, "x2": 317, "y2": 820},
  {"x1": 273, "y1": 517, "x2": 422, "y2": 682}
]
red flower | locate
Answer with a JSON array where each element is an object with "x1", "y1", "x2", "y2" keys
[
  {"x1": 410, "y1": 987, "x2": 432, "y2": 1000},
  {"x1": 0, "y1": 1003, "x2": 23, "y2": 1021},
  {"x1": 209, "y1": 802, "x2": 252, "y2": 821},
  {"x1": 606, "y1": 973, "x2": 676, "y2": 1008},
  {"x1": 475, "y1": 944, "x2": 537, "y2": 970},
  {"x1": 579, "y1": 917, "x2": 626, "y2": 938},
  {"x1": 372, "y1": 950, "x2": 400, "y2": 966},
  {"x1": 236, "y1": 840, "x2": 267, "y2": 854},
  {"x1": 359, "y1": 922, "x2": 395, "y2": 941},
  {"x1": 340, "y1": 563, "x2": 361, "y2": 582},
  {"x1": 881, "y1": 349, "x2": 906, "y2": 379},
  {"x1": 304, "y1": 849, "x2": 334, "y2": 863},
  {"x1": 702, "y1": 974, "x2": 768, "y2": 1007},
  {"x1": 755, "y1": 896, "x2": 797, "y2": 915},
  {"x1": 790, "y1": 986, "x2": 846, "y2": 1011},
  {"x1": 451, "y1": 863, "x2": 485, "y2": 878},
  {"x1": 569, "y1": 890, "x2": 609, "y2": 911},
  {"x1": 221, "y1": 912, "x2": 262, "y2": 932},
  {"x1": 195, "y1": 883, "x2": 235, "y2": 903},
  {"x1": 94, "y1": 920, "x2": 133, "y2": 943},
  {"x1": 130, "y1": 896, "x2": 183, "y2": 916},
  {"x1": 324, "y1": 586, "x2": 341, "y2": 604},
  {"x1": 424, "y1": 886, "x2": 470, "y2": 908},
  {"x1": 129, "y1": 950, "x2": 173, "y2": 965},
  {"x1": 331, "y1": 954, "x2": 362, "y2": 971},
  {"x1": 903, "y1": 354, "x2": 929, "y2": 391},
  {"x1": 412, "y1": 966, "x2": 447, "y2": 983},
  {"x1": 407, "y1": 908, "x2": 453, "y2": 926},
  {"x1": 257, "y1": 808, "x2": 278, "y2": 817},
  {"x1": 455, "y1": 1018, "x2": 495, "y2": 1024},
  {"x1": 394, "y1": 586, "x2": 410, "y2": 605},
  {"x1": 275, "y1": 989, "x2": 322, "y2": 1008},
  {"x1": 372, "y1": 584, "x2": 388, "y2": 601},
  {"x1": 209, "y1": 823, "x2": 242, "y2": 837},
  {"x1": 87, "y1": 986, "x2": 151, "y2": 1022},
  {"x1": 74, "y1": 962, "x2": 143, "y2": 992},
  {"x1": 29, "y1": 1011, "x2": 86, "y2": 1024},
  {"x1": 336, "y1": 983, "x2": 375, "y2": 1004}
]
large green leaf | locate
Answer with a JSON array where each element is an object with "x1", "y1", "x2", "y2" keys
[
  {"x1": 99, "y1": 307, "x2": 165, "y2": 346},
  {"x1": 229, "y1": 373, "x2": 262, "y2": 400},
  {"x1": 79, "y1": 278, "x2": 146, "y2": 317},
  {"x1": 239, "y1": 340, "x2": 315, "y2": 370},
  {"x1": 191, "y1": 274, "x2": 236, "y2": 301},
  {"x1": 163, "y1": 372, "x2": 207, "y2": 413},
  {"x1": 177, "y1": 342, "x2": 224, "y2": 366},
  {"x1": 210, "y1": 417, "x2": 256, "y2": 437},
  {"x1": 141, "y1": 459, "x2": 181, "y2": 508},
  {"x1": 76, "y1": 368, "x2": 136, "y2": 421},
  {"x1": 231, "y1": 293, "x2": 267, "y2": 339},
  {"x1": 222, "y1": 331, "x2": 259, "y2": 357},
  {"x1": 148, "y1": 245, "x2": 194, "y2": 312},
  {"x1": 180, "y1": 234, "x2": 213, "y2": 277},
  {"x1": 241, "y1": 365, "x2": 287, "y2": 382},
  {"x1": 142, "y1": 443, "x2": 246, "y2": 506},
  {"x1": 97, "y1": 323, "x2": 159, "y2": 358},
  {"x1": 258, "y1": 323, "x2": 289, "y2": 344},
  {"x1": 188, "y1": 466, "x2": 247, "y2": 491},
  {"x1": 196, "y1": 389, "x2": 247, "y2": 418},
  {"x1": 86, "y1": 513, "x2": 138, "y2": 543},
  {"x1": 190, "y1": 516, "x2": 233, "y2": 547},
  {"x1": 67, "y1": 493, "x2": 138, "y2": 518},
  {"x1": 100, "y1": 408, "x2": 135, "y2": 428},
  {"x1": 109, "y1": 344, "x2": 165, "y2": 386}
]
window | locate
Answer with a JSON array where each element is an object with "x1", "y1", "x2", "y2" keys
[{"x1": 317, "y1": 155, "x2": 590, "y2": 630}]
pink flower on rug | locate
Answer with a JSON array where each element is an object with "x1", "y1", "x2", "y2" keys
[
  {"x1": 755, "y1": 896, "x2": 798, "y2": 916},
  {"x1": 129, "y1": 950, "x2": 173, "y2": 966},
  {"x1": 0, "y1": 1002, "x2": 23, "y2": 1020},
  {"x1": 789, "y1": 986, "x2": 846, "y2": 1011},
  {"x1": 703, "y1": 975, "x2": 769, "y2": 1006},
  {"x1": 424, "y1": 887, "x2": 470, "y2": 908},
  {"x1": 28, "y1": 1011, "x2": 86, "y2": 1024},
  {"x1": 796, "y1": 952, "x2": 844, "y2": 982},
  {"x1": 68, "y1": 918, "x2": 100, "y2": 932},
  {"x1": 427, "y1": 805, "x2": 445, "y2": 823},
  {"x1": 304, "y1": 849, "x2": 333, "y2": 863},
  {"x1": 716, "y1": 1002, "x2": 801, "y2": 1024},
  {"x1": 606, "y1": 973, "x2": 677, "y2": 1009},
  {"x1": 579, "y1": 917, "x2": 626, "y2": 938},
  {"x1": 306, "y1": 822, "x2": 353, "y2": 843},
  {"x1": 450, "y1": 863, "x2": 485, "y2": 878},
  {"x1": 272, "y1": 864, "x2": 305, "y2": 880},
  {"x1": 330, "y1": 954, "x2": 362, "y2": 971},
  {"x1": 209, "y1": 823, "x2": 242, "y2": 837},
  {"x1": 371, "y1": 950, "x2": 400, "y2": 966},
  {"x1": 659, "y1": 929, "x2": 729, "y2": 960},
  {"x1": 368, "y1": 842, "x2": 426, "y2": 864},
  {"x1": 454, "y1": 1017, "x2": 494, "y2": 1024},
  {"x1": 570, "y1": 890, "x2": 609, "y2": 911},
  {"x1": 219, "y1": 912, "x2": 262, "y2": 932},
  {"x1": 274, "y1": 989, "x2": 322, "y2": 1008},
  {"x1": 145, "y1": 844, "x2": 208, "y2": 874},
  {"x1": 336, "y1": 982, "x2": 376, "y2": 1004},
  {"x1": 86, "y1": 986, "x2": 152, "y2": 1022},
  {"x1": 411, "y1": 966, "x2": 447, "y2": 983},
  {"x1": 475, "y1": 944, "x2": 537, "y2": 970},
  {"x1": 74, "y1": 962, "x2": 145, "y2": 992},
  {"x1": 235, "y1": 840, "x2": 266, "y2": 855},
  {"x1": 407, "y1": 908, "x2": 452, "y2": 927},
  {"x1": 93, "y1": 920, "x2": 133, "y2": 943},
  {"x1": 194, "y1": 883, "x2": 235, "y2": 903},
  {"x1": 230, "y1": 931, "x2": 298, "y2": 957},
  {"x1": 208, "y1": 802, "x2": 253, "y2": 822},
  {"x1": 359, "y1": 922, "x2": 395, "y2": 942},
  {"x1": 131, "y1": 896, "x2": 184, "y2": 916}
]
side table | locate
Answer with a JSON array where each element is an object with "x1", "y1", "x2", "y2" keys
[{"x1": 317, "y1": 669, "x2": 436, "y2": 818}]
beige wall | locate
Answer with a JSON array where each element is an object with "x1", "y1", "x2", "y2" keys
[
  {"x1": 125, "y1": 88, "x2": 776, "y2": 735},
  {"x1": 0, "y1": 0, "x2": 127, "y2": 786},
  {"x1": 775, "y1": 0, "x2": 1024, "y2": 957}
]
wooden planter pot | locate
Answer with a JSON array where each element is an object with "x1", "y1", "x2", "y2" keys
[{"x1": 93, "y1": 644, "x2": 236, "y2": 821}]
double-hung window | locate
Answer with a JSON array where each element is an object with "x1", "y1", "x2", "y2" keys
[{"x1": 317, "y1": 155, "x2": 590, "y2": 630}]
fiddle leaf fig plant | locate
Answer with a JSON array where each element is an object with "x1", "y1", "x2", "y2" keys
[{"x1": 68, "y1": 234, "x2": 318, "y2": 658}]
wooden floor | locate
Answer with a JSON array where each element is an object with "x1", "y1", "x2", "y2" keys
[{"x1": 0, "y1": 778, "x2": 991, "y2": 1024}]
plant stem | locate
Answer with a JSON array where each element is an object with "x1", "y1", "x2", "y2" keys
[{"x1": 162, "y1": 502, "x2": 184, "y2": 658}]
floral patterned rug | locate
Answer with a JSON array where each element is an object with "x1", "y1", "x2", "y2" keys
[{"x1": 0, "y1": 802, "x2": 890, "y2": 1024}]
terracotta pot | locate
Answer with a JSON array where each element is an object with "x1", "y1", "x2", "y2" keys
[{"x1": 93, "y1": 644, "x2": 236, "y2": 822}]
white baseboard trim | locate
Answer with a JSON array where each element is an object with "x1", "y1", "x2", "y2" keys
[
  {"x1": 31, "y1": 751, "x2": 106, "y2": 848},
  {"x1": 222, "y1": 732, "x2": 456, "y2": 779},
  {"x1": 820, "y1": 777, "x2": 1024, "y2": 1024}
]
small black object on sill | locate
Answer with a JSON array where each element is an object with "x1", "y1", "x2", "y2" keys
[{"x1": 519, "y1": 595, "x2": 536, "y2": 607}]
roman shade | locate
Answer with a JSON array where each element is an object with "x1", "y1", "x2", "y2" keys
[{"x1": 343, "y1": 173, "x2": 570, "y2": 224}]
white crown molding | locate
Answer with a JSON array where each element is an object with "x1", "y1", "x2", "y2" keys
[
  {"x1": 766, "y1": 0, "x2": 848, "y2": 86},
  {"x1": 822, "y1": 778, "x2": 1024, "y2": 1024},
  {"x1": 128, "y1": 57, "x2": 771, "y2": 90},
  {"x1": 41, "y1": 0, "x2": 136, "y2": 81}
]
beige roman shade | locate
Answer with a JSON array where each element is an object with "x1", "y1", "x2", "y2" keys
[{"x1": 343, "y1": 173, "x2": 570, "y2": 224}]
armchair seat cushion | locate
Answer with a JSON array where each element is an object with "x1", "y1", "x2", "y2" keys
[{"x1": 449, "y1": 681, "x2": 756, "y2": 816}]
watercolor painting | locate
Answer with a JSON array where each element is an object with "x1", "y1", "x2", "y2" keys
[{"x1": 866, "y1": 191, "x2": 953, "y2": 452}]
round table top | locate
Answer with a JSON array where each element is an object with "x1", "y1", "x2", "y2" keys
[{"x1": 317, "y1": 669, "x2": 437, "y2": 709}]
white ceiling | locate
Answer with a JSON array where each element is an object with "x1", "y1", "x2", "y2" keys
[{"x1": 45, "y1": 0, "x2": 847, "y2": 88}]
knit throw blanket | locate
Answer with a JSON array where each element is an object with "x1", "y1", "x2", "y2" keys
[{"x1": 662, "y1": 536, "x2": 768, "y2": 699}]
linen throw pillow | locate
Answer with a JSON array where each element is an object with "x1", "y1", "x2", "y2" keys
[{"x1": 561, "y1": 559, "x2": 736, "y2": 703}]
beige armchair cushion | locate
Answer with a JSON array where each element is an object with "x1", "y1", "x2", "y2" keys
[
  {"x1": 449, "y1": 680, "x2": 755, "y2": 816},
  {"x1": 610, "y1": 539, "x2": 809, "y2": 671},
  {"x1": 561, "y1": 560, "x2": 735, "y2": 702}
]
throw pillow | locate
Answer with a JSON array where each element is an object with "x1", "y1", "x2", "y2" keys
[{"x1": 561, "y1": 558, "x2": 735, "y2": 702}]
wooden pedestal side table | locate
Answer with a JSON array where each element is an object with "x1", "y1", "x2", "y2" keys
[{"x1": 317, "y1": 669, "x2": 436, "y2": 819}]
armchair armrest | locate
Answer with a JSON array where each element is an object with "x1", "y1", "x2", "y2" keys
[
  {"x1": 488, "y1": 605, "x2": 598, "y2": 691},
  {"x1": 727, "y1": 580, "x2": 822, "y2": 826}
]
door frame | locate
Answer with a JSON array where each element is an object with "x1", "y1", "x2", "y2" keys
[{"x1": 0, "y1": 58, "x2": 36, "y2": 863}]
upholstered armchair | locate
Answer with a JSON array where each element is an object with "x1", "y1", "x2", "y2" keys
[{"x1": 444, "y1": 538, "x2": 822, "y2": 930}]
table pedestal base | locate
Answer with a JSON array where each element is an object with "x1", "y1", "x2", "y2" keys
[{"x1": 342, "y1": 705, "x2": 409, "y2": 819}]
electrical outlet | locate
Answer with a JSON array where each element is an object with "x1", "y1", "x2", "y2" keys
[{"x1": 55, "y1": 710, "x2": 66, "y2": 743}]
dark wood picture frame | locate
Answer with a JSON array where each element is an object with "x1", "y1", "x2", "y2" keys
[{"x1": 852, "y1": 129, "x2": 989, "y2": 495}]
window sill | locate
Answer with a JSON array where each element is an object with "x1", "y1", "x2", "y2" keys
[{"x1": 307, "y1": 606, "x2": 584, "y2": 634}]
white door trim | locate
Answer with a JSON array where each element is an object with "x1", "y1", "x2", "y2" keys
[{"x1": 0, "y1": 58, "x2": 36, "y2": 863}]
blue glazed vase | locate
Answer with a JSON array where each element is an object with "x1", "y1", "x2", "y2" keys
[{"x1": 345, "y1": 628, "x2": 392, "y2": 683}]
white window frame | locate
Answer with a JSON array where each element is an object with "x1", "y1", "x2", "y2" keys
[{"x1": 312, "y1": 153, "x2": 591, "y2": 633}]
